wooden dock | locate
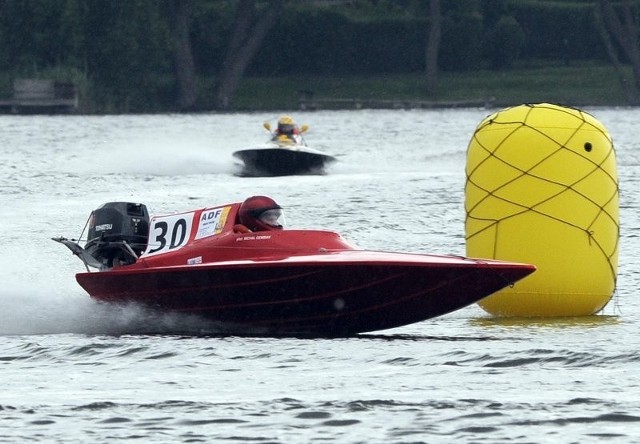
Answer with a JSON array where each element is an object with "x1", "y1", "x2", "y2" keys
[{"x1": 0, "y1": 79, "x2": 79, "y2": 114}]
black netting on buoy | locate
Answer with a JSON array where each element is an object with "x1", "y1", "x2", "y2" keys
[{"x1": 465, "y1": 103, "x2": 620, "y2": 286}]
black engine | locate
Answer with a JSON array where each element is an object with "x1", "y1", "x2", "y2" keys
[{"x1": 85, "y1": 202, "x2": 150, "y2": 268}]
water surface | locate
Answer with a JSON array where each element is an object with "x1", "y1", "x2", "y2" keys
[{"x1": 1, "y1": 108, "x2": 639, "y2": 443}]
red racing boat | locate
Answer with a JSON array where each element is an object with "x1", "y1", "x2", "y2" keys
[{"x1": 54, "y1": 197, "x2": 535, "y2": 336}]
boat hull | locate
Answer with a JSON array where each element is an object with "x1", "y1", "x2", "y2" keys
[
  {"x1": 232, "y1": 147, "x2": 336, "y2": 177},
  {"x1": 76, "y1": 251, "x2": 535, "y2": 336}
]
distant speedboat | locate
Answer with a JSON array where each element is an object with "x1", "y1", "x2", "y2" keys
[
  {"x1": 233, "y1": 141, "x2": 337, "y2": 177},
  {"x1": 53, "y1": 199, "x2": 535, "y2": 337},
  {"x1": 232, "y1": 120, "x2": 337, "y2": 177}
]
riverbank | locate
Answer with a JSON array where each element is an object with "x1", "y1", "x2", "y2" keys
[
  {"x1": 223, "y1": 62, "x2": 634, "y2": 111},
  {"x1": 1, "y1": 61, "x2": 635, "y2": 113}
]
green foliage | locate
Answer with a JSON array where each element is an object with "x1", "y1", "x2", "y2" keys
[
  {"x1": 0, "y1": 1, "x2": 72, "y2": 71},
  {"x1": 508, "y1": 0, "x2": 607, "y2": 62},
  {"x1": 0, "y1": 0, "x2": 631, "y2": 112},
  {"x1": 439, "y1": 7, "x2": 485, "y2": 71},
  {"x1": 190, "y1": 1, "x2": 235, "y2": 75},
  {"x1": 0, "y1": 0, "x2": 175, "y2": 112},
  {"x1": 80, "y1": 1, "x2": 173, "y2": 112},
  {"x1": 485, "y1": 15, "x2": 525, "y2": 69}
]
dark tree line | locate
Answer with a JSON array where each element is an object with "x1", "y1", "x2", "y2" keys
[
  {"x1": 595, "y1": 0, "x2": 640, "y2": 104},
  {"x1": 0, "y1": 0, "x2": 638, "y2": 112}
]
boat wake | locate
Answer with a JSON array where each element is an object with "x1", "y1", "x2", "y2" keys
[
  {"x1": 0, "y1": 285, "x2": 218, "y2": 336},
  {"x1": 66, "y1": 134, "x2": 238, "y2": 176}
]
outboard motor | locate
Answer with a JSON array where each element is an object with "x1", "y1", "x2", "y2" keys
[{"x1": 85, "y1": 202, "x2": 150, "y2": 268}]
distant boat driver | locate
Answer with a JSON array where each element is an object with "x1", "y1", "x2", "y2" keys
[
  {"x1": 234, "y1": 195, "x2": 286, "y2": 233},
  {"x1": 273, "y1": 115, "x2": 299, "y2": 143}
]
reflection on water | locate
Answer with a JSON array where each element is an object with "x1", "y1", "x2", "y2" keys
[{"x1": 469, "y1": 314, "x2": 621, "y2": 328}]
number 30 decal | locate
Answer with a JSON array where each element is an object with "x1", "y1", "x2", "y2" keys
[{"x1": 144, "y1": 212, "x2": 194, "y2": 256}]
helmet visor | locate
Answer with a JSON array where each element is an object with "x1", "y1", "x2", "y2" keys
[
  {"x1": 258, "y1": 208, "x2": 286, "y2": 228},
  {"x1": 279, "y1": 123, "x2": 295, "y2": 134}
]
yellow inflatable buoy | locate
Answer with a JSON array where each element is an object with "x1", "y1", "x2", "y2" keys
[{"x1": 465, "y1": 103, "x2": 619, "y2": 316}]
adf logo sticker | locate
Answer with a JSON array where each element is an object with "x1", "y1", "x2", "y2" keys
[{"x1": 195, "y1": 206, "x2": 230, "y2": 240}]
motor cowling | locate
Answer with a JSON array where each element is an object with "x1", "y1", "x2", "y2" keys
[{"x1": 85, "y1": 202, "x2": 150, "y2": 268}]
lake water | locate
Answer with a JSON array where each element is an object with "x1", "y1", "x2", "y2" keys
[{"x1": 1, "y1": 108, "x2": 639, "y2": 443}]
